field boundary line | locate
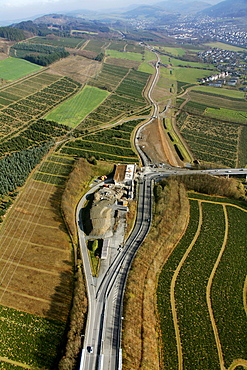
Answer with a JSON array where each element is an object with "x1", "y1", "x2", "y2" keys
[
  {"x1": 9, "y1": 237, "x2": 69, "y2": 251},
  {"x1": 0, "y1": 356, "x2": 41, "y2": 370},
  {"x1": 188, "y1": 197, "x2": 247, "y2": 213},
  {"x1": 0, "y1": 258, "x2": 60, "y2": 275},
  {"x1": 0, "y1": 287, "x2": 69, "y2": 307},
  {"x1": 206, "y1": 204, "x2": 228, "y2": 370},
  {"x1": 243, "y1": 276, "x2": 247, "y2": 316},
  {"x1": 170, "y1": 200, "x2": 203, "y2": 370}
]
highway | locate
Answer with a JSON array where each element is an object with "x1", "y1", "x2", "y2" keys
[
  {"x1": 77, "y1": 45, "x2": 247, "y2": 370},
  {"x1": 77, "y1": 173, "x2": 155, "y2": 370}
]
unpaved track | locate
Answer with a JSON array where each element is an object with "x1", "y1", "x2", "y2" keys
[
  {"x1": 206, "y1": 205, "x2": 228, "y2": 370},
  {"x1": 170, "y1": 201, "x2": 203, "y2": 370}
]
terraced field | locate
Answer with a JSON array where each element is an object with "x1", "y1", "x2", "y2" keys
[{"x1": 157, "y1": 194, "x2": 247, "y2": 370}]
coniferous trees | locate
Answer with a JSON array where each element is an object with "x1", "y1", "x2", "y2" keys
[{"x1": 0, "y1": 142, "x2": 52, "y2": 195}]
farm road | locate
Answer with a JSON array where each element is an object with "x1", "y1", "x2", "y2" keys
[
  {"x1": 170, "y1": 201, "x2": 203, "y2": 370},
  {"x1": 206, "y1": 205, "x2": 228, "y2": 370},
  {"x1": 0, "y1": 355, "x2": 38, "y2": 369},
  {"x1": 188, "y1": 197, "x2": 247, "y2": 370}
]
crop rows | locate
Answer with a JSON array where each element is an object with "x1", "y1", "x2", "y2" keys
[
  {"x1": 63, "y1": 139, "x2": 136, "y2": 157},
  {"x1": 175, "y1": 202, "x2": 225, "y2": 369},
  {"x1": 157, "y1": 200, "x2": 200, "y2": 369},
  {"x1": 76, "y1": 69, "x2": 149, "y2": 133},
  {"x1": 61, "y1": 119, "x2": 142, "y2": 162},
  {"x1": 26, "y1": 36, "x2": 85, "y2": 48},
  {"x1": 211, "y1": 206, "x2": 247, "y2": 367},
  {"x1": 108, "y1": 40, "x2": 126, "y2": 51},
  {"x1": 0, "y1": 119, "x2": 69, "y2": 156},
  {"x1": 88, "y1": 63, "x2": 129, "y2": 91},
  {"x1": 178, "y1": 113, "x2": 239, "y2": 166},
  {"x1": 0, "y1": 72, "x2": 60, "y2": 107},
  {"x1": 84, "y1": 40, "x2": 106, "y2": 54},
  {"x1": 0, "y1": 304, "x2": 65, "y2": 368},
  {"x1": 60, "y1": 146, "x2": 137, "y2": 163},
  {"x1": 190, "y1": 90, "x2": 247, "y2": 111},
  {"x1": 158, "y1": 197, "x2": 247, "y2": 369},
  {"x1": 0, "y1": 77, "x2": 80, "y2": 147}
]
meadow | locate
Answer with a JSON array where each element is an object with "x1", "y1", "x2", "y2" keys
[
  {"x1": 204, "y1": 107, "x2": 247, "y2": 124},
  {"x1": 0, "y1": 57, "x2": 42, "y2": 81},
  {"x1": 159, "y1": 54, "x2": 215, "y2": 69},
  {"x1": 45, "y1": 86, "x2": 109, "y2": 127},
  {"x1": 192, "y1": 85, "x2": 246, "y2": 99},
  {"x1": 204, "y1": 42, "x2": 246, "y2": 52},
  {"x1": 106, "y1": 49, "x2": 143, "y2": 62},
  {"x1": 160, "y1": 65, "x2": 211, "y2": 84}
]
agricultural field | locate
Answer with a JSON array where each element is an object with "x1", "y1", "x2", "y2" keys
[
  {"x1": 0, "y1": 305, "x2": 66, "y2": 369},
  {"x1": 159, "y1": 54, "x2": 215, "y2": 69},
  {"x1": 0, "y1": 74, "x2": 80, "y2": 149},
  {"x1": 176, "y1": 113, "x2": 243, "y2": 167},
  {"x1": 60, "y1": 119, "x2": 142, "y2": 162},
  {"x1": 192, "y1": 85, "x2": 246, "y2": 99},
  {"x1": 160, "y1": 46, "x2": 186, "y2": 57},
  {"x1": 106, "y1": 50, "x2": 143, "y2": 62},
  {"x1": 0, "y1": 153, "x2": 76, "y2": 368},
  {"x1": 25, "y1": 36, "x2": 85, "y2": 48},
  {"x1": 76, "y1": 68, "x2": 150, "y2": 132},
  {"x1": 0, "y1": 57, "x2": 42, "y2": 81},
  {"x1": 204, "y1": 42, "x2": 246, "y2": 52},
  {"x1": 108, "y1": 40, "x2": 126, "y2": 52},
  {"x1": 83, "y1": 39, "x2": 108, "y2": 54},
  {"x1": 88, "y1": 63, "x2": 129, "y2": 92},
  {"x1": 204, "y1": 107, "x2": 247, "y2": 124},
  {"x1": 157, "y1": 195, "x2": 247, "y2": 370},
  {"x1": 186, "y1": 91, "x2": 247, "y2": 112},
  {"x1": 45, "y1": 85, "x2": 109, "y2": 127},
  {"x1": 159, "y1": 65, "x2": 212, "y2": 84}
]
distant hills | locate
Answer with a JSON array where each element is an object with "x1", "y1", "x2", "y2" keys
[{"x1": 201, "y1": 0, "x2": 247, "y2": 17}]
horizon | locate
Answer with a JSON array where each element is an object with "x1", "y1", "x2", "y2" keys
[{"x1": 0, "y1": 0, "x2": 222, "y2": 26}]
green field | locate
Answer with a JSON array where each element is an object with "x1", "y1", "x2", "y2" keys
[
  {"x1": 204, "y1": 42, "x2": 246, "y2": 52},
  {"x1": 160, "y1": 66, "x2": 211, "y2": 84},
  {"x1": 138, "y1": 62, "x2": 154, "y2": 74},
  {"x1": 106, "y1": 50, "x2": 143, "y2": 62},
  {"x1": 161, "y1": 46, "x2": 186, "y2": 56},
  {"x1": 204, "y1": 107, "x2": 247, "y2": 124},
  {"x1": 45, "y1": 86, "x2": 109, "y2": 127},
  {"x1": 25, "y1": 36, "x2": 85, "y2": 48},
  {"x1": 159, "y1": 54, "x2": 214, "y2": 69},
  {"x1": 192, "y1": 85, "x2": 246, "y2": 99},
  {"x1": 0, "y1": 57, "x2": 42, "y2": 81}
]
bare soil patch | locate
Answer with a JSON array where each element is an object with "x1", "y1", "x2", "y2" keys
[
  {"x1": 138, "y1": 118, "x2": 182, "y2": 166},
  {"x1": 48, "y1": 54, "x2": 101, "y2": 84},
  {"x1": 0, "y1": 178, "x2": 73, "y2": 322}
]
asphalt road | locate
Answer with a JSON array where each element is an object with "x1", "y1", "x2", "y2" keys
[{"x1": 77, "y1": 46, "x2": 247, "y2": 369}]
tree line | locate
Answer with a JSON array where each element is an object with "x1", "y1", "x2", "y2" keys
[
  {"x1": 0, "y1": 27, "x2": 25, "y2": 41},
  {"x1": 0, "y1": 142, "x2": 52, "y2": 196}
]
